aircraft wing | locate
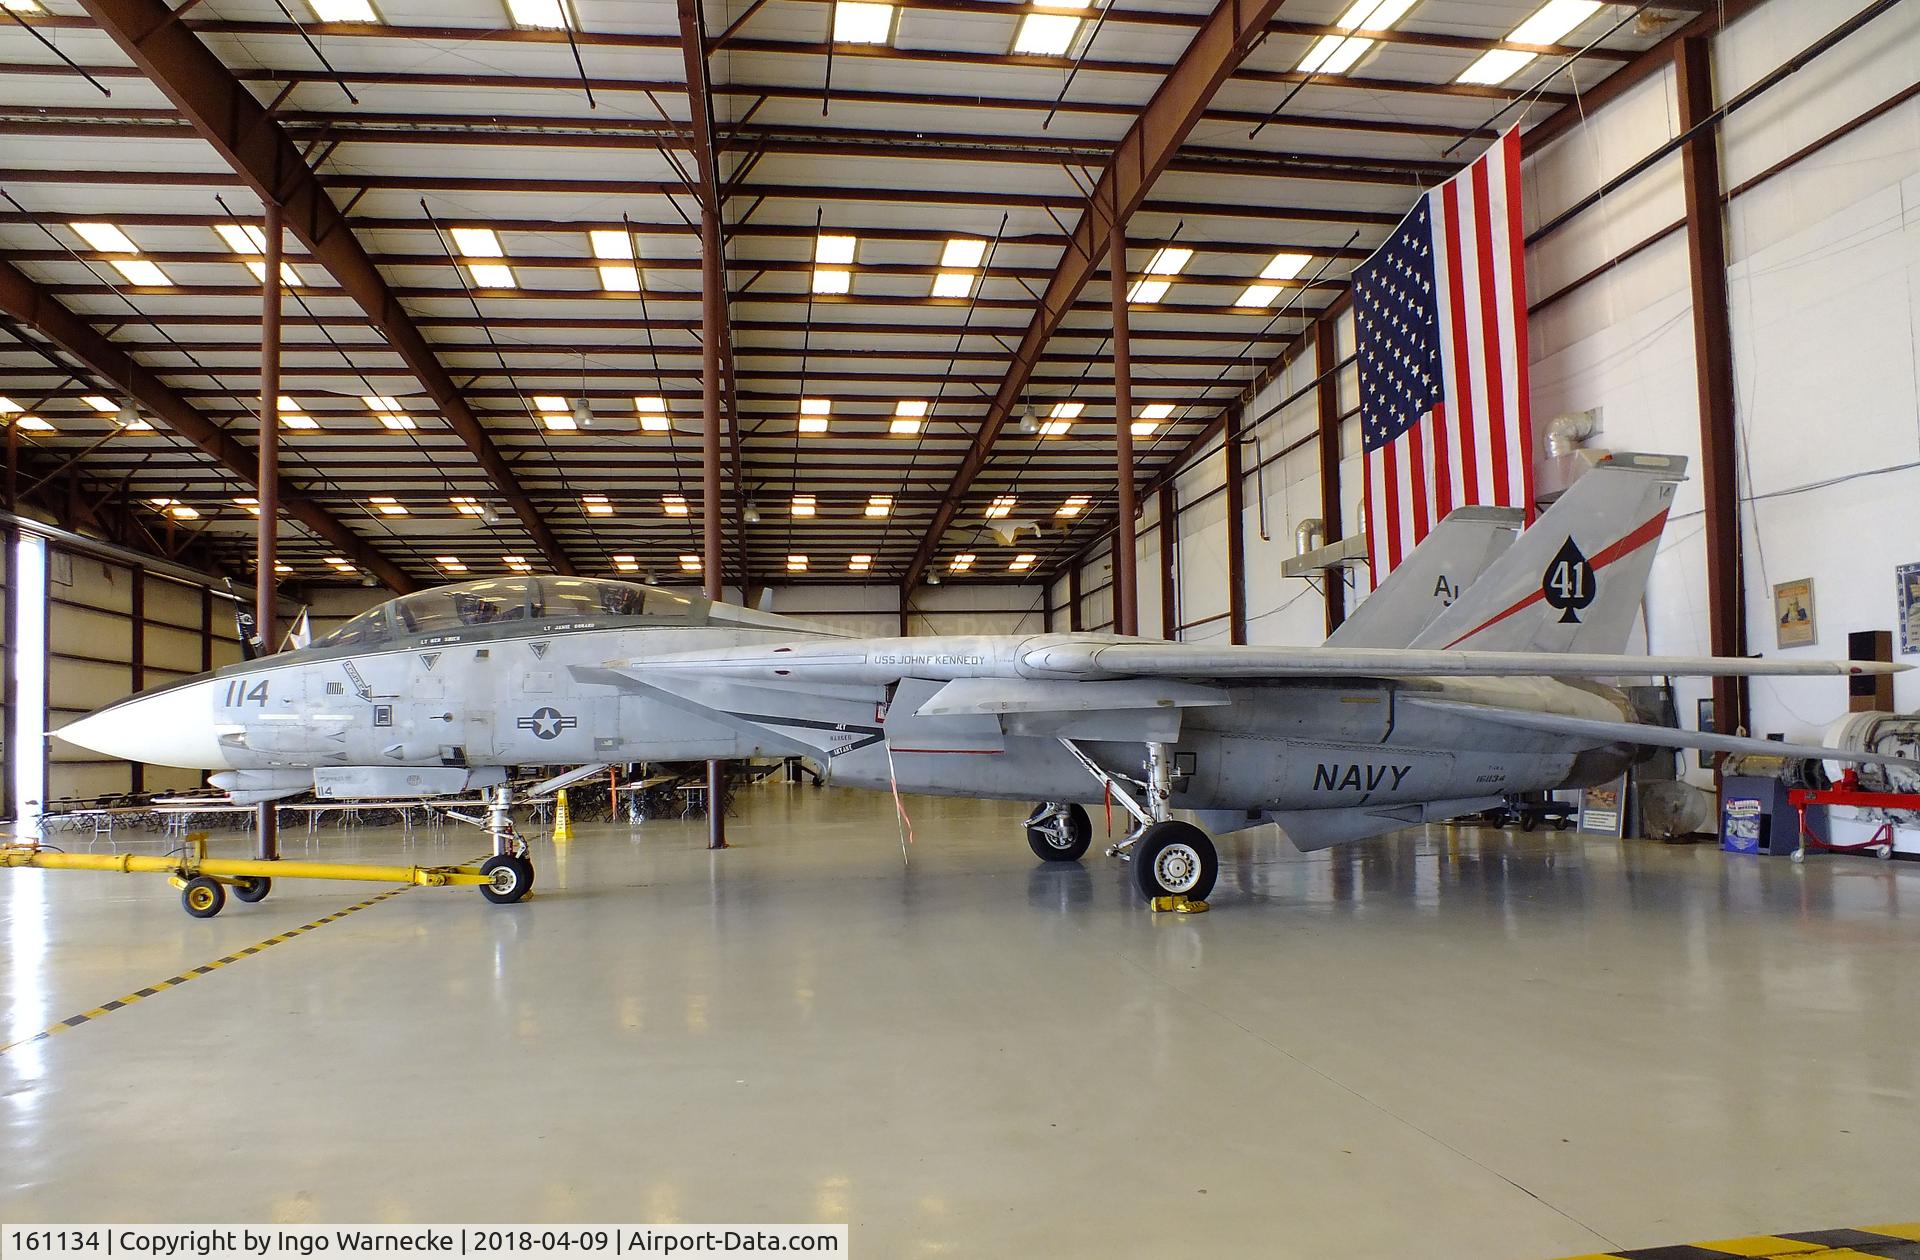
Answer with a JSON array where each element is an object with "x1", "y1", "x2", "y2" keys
[
  {"x1": 606, "y1": 635, "x2": 1905, "y2": 685},
  {"x1": 1017, "y1": 642, "x2": 1904, "y2": 680},
  {"x1": 1404, "y1": 696, "x2": 1915, "y2": 767}
]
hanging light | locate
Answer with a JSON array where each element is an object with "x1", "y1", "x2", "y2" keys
[
  {"x1": 572, "y1": 398, "x2": 593, "y2": 429},
  {"x1": 1019, "y1": 405, "x2": 1039, "y2": 435},
  {"x1": 744, "y1": 501, "x2": 763, "y2": 524}
]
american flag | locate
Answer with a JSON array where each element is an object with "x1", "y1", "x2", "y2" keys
[{"x1": 1356, "y1": 125, "x2": 1534, "y2": 586}]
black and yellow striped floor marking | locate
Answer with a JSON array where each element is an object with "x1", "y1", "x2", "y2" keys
[
  {"x1": 0, "y1": 883, "x2": 413, "y2": 1056},
  {"x1": 1558, "y1": 1222, "x2": 1920, "y2": 1259}
]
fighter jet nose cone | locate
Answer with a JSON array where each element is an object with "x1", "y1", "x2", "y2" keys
[{"x1": 54, "y1": 677, "x2": 230, "y2": 769}]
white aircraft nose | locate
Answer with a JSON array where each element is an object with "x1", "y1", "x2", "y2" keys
[{"x1": 54, "y1": 677, "x2": 230, "y2": 769}]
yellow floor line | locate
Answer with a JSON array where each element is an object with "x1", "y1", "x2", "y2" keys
[
  {"x1": 0, "y1": 883, "x2": 413, "y2": 1056},
  {"x1": 1555, "y1": 1223, "x2": 1920, "y2": 1259}
]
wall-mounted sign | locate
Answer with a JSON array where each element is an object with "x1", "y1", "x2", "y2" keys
[
  {"x1": 1773, "y1": 577, "x2": 1816, "y2": 648},
  {"x1": 1899, "y1": 562, "x2": 1920, "y2": 656}
]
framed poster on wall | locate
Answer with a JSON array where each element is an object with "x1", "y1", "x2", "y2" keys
[
  {"x1": 1773, "y1": 578, "x2": 1816, "y2": 648},
  {"x1": 1899, "y1": 562, "x2": 1920, "y2": 655}
]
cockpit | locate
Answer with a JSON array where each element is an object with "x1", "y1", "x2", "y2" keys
[{"x1": 313, "y1": 576, "x2": 710, "y2": 650}]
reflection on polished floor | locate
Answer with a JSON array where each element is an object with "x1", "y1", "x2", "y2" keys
[{"x1": 3, "y1": 782, "x2": 1916, "y2": 1257}]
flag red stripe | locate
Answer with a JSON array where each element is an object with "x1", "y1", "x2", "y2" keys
[
  {"x1": 1381, "y1": 438, "x2": 1404, "y2": 570},
  {"x1": 1431, "y1": 400, "x2": 1453, "y2": 520},
  {"x1": 1504, "y1": 130, "x2": 1537, "y2": 523},
  {"x1": 1440, "y1": 179, "x2": 1479, "y2": 502},
  {"x1": 1407, "y1": 409, "x2": 1429, "y2": 544},
  {"x1": 1472, "y1": 157, "x2": 1510, "y2": 508}
]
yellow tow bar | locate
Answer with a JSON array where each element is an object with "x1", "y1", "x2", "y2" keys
[{"x1": 0, "y1": 835, "x2": 530, "y2": 918}]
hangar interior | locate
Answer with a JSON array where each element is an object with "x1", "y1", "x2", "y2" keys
[{"x1": 3, "y1": 0, "x2": 1920, "y2": 1254}]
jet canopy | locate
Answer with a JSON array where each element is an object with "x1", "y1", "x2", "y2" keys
[{"x1": 313, "y1": 576, "x2": 710, "y2": 650}]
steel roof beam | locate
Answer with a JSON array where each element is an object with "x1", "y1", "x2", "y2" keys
[
  {"x1": 75, "y1": 0, "x2": 576, "y2": 576},
  {"x1": 901, "y1": 0, "x2": 1287, "y2": 588},
  {"x1": 0, "y1": 255, "x2": 417, "y2": 592}
]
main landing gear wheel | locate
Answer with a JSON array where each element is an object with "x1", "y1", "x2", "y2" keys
[
  {"x1": 181, "y1": 875, "x2": 226, "y2": 918},
  {"x1": 1131, "y1": 821, "x2": 1218, "y2": 903},
  {"x1": 479, "y1": 854, "x2": 535, "y2": 904},
  {"x1": 232, "y1": 876, "x2": 272, "y2": 903},
  {"x1": 1026, "y1": 803, "x2": 1093, "y2": 862}
]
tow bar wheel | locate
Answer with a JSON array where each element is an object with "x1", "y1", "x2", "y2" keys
[
  {"x1": 232, "y1": 876, "x2": 272, "y2": 903},
  {"x1": 181, "y1": 875, "x2": 227, "y2": 919},
  {"x1": 1131, "y1": 821, "x2": 1219, "y2": 903}
]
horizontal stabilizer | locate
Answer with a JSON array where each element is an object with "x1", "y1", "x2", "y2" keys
[{"x1": 1406, "y1": 697, "x2": 1920, "y2": 768}]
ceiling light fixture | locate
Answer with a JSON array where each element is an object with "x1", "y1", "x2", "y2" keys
[
  {"x1": 1459, "y1": 0, "x2": 1602, "y2": 85},
  {"x1": 1296, "y1": 0, "x2": 1419, "y2": 77},
  {"x1": 832, "y1": 1, "x2": 895, "y2": 44}
]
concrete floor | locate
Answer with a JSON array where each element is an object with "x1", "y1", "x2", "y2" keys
[{"x1": 2, "y1": 783, "x2": 1916, "y2": 1256}]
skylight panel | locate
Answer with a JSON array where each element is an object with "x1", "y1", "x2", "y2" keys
[
  {"x1": 984, "y1": 495, "x2": 1016, "y2": 519},
  {"x1": 799, "y1": 398, "x2": 831, "y2": 434},
  {"x1": 589, "y1": 230, "x2": 633, "y2": 260},
  {"x1": 848, "y1": 554, "x2": 872, "y2": 573},
  {"x1": 15, "y1": 415, "x2": 53, "y2": 432},
  {"x1": 274, "y1": 562, "x2": 294, "y2": 575},
  {"x1": 306, "y1": 0, "x2": 379, "y2": 20},
  {"x1": 786, "y1": 555, "x2": 809, "y2": 573},
  {"x1": 506, "y1": 0, "x2": 573, "y2": 29},
  {"x1": 599, "y1": 265, "x2": 641, "y2": 292},
  {"x1": 1510, "y1": 0, "x2": 1603, "y2": 45},
  {"x1": 1297, "y1": 0, "x2": 1420, "y2": 76},
  {"x1": 891, "y1": 399, "x2": 927, "y2": 435},
  {"x1": 468, "y1": 263, "x2": 516, "y2": 289},
  {"x1": 1132, "y1": 402, "x2": 1174, "y2": 437},
  {"x1": 451, "y1": 496, "x2": 485, "y2": 516},
  {"x1": 216, "y1": 224, "x2": 268, "y2": 253},
  {"x1": 581, "y1": 494, "x2": 615, "y2": 517},
  {"x1": 832, "y1": 1, "x2": 894, "y2": 44},
  {"x1": 70, "y1": 222, "x2": 137, "y2": 253},
  {"x1": 1145, "y1": 246, "x2": 1192, "y2": 276},
  {"x1": 0, "y1": 398, "x2": 17, "y2": 413},
  {"x1": 790, "y1": 494, "x2": 817, "y2": 518},
  {"x1": 613, "y1": 555, "x2": 640, "y2": 573},
  {"x1": 245, "y1": 259, "x2": 304, "y2": 286},
  {"x1": 235, "y1": 497, "x2": 261, "y2": 516},
  {"x1": 326, "y1": 557, "x2": 358, "y2": 572},
  {"x1": 436, "y1": 556, "x2": 467, "y2": 573},
  {"x1": 949, "y1": 554, "x2": 975, "y2": 573},
  {"x1": 504, "y1": 555, "x2": 533, "y2": 574},
  {"x1": 1009, "y1": 553, "x2": 1037, "y2": 572},
  {"x1": 282, "y1": 413, "x2": 319, "y2": 430},
  {"x1": 941, "y1": 238, "x2": 986, "y2": 269},
  {"x1": 813, "y1": 269, "x2": 852, "y2": 295},
  {"x1": 1457, "y1": 49, "x2": 1535, "y2": 84},
  {"x1": 1234, "y1": 284, "x2": 1281, "y2": 309},
  {"x1": 1013, "y1": 1, "x2": 1090, "y2": 56},
  {"x1": 1056, "y1": 494, "x2": 1089, "y2": 517},
  {"x1": 815, "y1": 235, "x2": 857, "y2": 265},
  {"x1": 865, "y1": 494, "x2": 893, "y2": 518},
  {"x1": 1127, "y1": 278, "x2": 1170, "y2": 304},
  {"x1": 533, "y1": 395, "x2": 567, "y2": 411},
  {"x1": 662, "y1": 494, "x2": 689, "y2": 517},
  {"x1": 679, "y1": 554, "x2": 702, "y2": 572},
  {"x1": 931, "y1": 272, "x2": 976, "y2": 299},
  {"x1": 1262, "y1": 252, "x2": 1312, "y2": 281},
  {"x1": 369, "y1": 496, "x2": 407, "y2": 517},
  {"x1": 378, "y1": 414, "x2": 416, "y2": 431},
  {"x1": 542, "y1": 412, "x2": 577, "y2": 431},
  {"x1": 451, "y1": 227, "x2": 503, "y2": 257},
  {"x1": 636, "y1": 397, "x2": 671, "y2": 432},
  {"x1": 1049, "y1": 402, "x2": 1083, "y2": 420},
  {"x1": 110, "y1": 260, "x2": 172, "y2": 287},
  {"x1": 81, "y1": 396, "x2": 117, "y2": 413}
]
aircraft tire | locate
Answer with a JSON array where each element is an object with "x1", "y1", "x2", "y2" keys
[
  {"x1": 233, "y1": 876, "x2": 272, "y2": 903},
  {"x1": 182, "y1": 876, "x2": 226, "y2": 918},
  {"x1": 1131, "y1": 821, "x2": 1217, "y2": 902},
  {"x1": 1026, "y1": 803, "x2": 1092, "y2": 862},
  {"x1": 480, "y1": 854, "x2": 535, "y2": 904}
]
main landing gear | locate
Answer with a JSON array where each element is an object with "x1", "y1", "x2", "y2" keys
[{"x1": 1033, "y1": 739, "x2": 1218, "y2": 907}]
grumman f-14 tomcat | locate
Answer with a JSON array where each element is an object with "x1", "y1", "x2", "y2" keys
[{"x1": 55, "y1": 453, "x2": 1914, "y2": 906}]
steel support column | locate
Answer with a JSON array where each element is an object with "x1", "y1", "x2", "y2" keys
[
  {"x1": 1677, "y1": 35, "x2": 1748, "y2": 745},
  {"x1": 1223, "y1": 406, "x2": 1248, "y2": 645},
  {"x1": 254, "y1": 201, "x2": 282, "y2": 862},
  {"x1": 1315, "y1": 315, "x2": 1345, "y2": 635},
  {"x1": 1158, "y1": 482, "x2": 1178, "y2": 640},
  {"x1": 1108, "y1": 216, "x2": 1138, "y2": 636},
  {"x1": 700, "y1": 206, "x2": 728, "y2": 852}
]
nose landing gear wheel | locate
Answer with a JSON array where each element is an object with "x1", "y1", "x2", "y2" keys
[
  {"x1": 479, "y1": 854, "x2": 535, "y2": 904},
  {"x1": 232, "y1": 876, "x2": 271, "y2": 903},
  {"x1": 1026, "y1": 802, "x2": 1093, "y2": 862},
  {"x1": 1131, "y1": 821, "x2": 1218, "y2": 903},
  {"x1": 181, "y1": 875, "x2": 226, "y2": 918}
]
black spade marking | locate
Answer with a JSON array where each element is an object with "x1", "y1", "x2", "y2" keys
[{"x1": 1542, "y1": 537, "x2": 1597, "y2": 624}]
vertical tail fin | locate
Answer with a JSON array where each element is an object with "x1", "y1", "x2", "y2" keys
[
  {"x1": 1407, "y1": 453, "x2": 1686, "y2": 654},
  {"x1": 1327, "y1": 506, "x2": 1523, "y2": 648}
]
